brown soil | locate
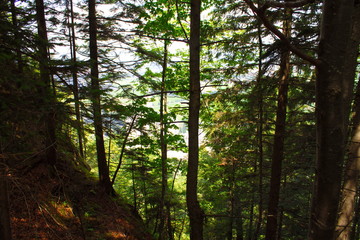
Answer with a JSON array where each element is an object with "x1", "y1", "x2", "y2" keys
[{"x1": 7, "y1": 161, "x2": 153, "y2": 240}]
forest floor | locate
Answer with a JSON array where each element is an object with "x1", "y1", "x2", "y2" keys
[{"x1": 6, "y1": 158, "x2": 153, "y2": 240}]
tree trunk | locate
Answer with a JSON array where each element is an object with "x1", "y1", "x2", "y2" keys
[
  {"x1": 111, "y1": 115, "x2": 137, "y2": 185},
  {"x1": 351, "y1": 198, "x2": 360, "y2": 240},
  {"x1": 131, "y1": 163, "x2": 138, "y2": 210},
  {"x1": 88, "y1": 0, "x2": 113, "y2": 195},
  {"x1": 10, "y1": 0, "x2": 22, "y2": 73},
  {"x1": 236, "y1": 203, "x2": 244, "y2": 240},
  {"x1": 309, "y1": 0, "x2": 358, "y2": 239},
  {"x1": 336, "y1": 16, "x2": 360, "y2": 237},
  {"x1": 68, "y1": 0, "x2": 84, "y2": 159},
  {"x1": 0, "y1": 164, "x2": 11, "y2": 240},
  {"x1": 277, "y1": 175, "x2": 286, "y2": 240},
  {"x1": 159, "y1": 41, "x2": 172, "y2": 240},
  {"x1": 265, "y1": 7, "x2": 292, "y2": 240},
  {"x1": 248, "y1": 192, "x2": 254, "y2": 240},
  {"x1": 186, "y1": 0, "x2": 204, "y2": 239},
  {"x1": 227, "y1": 164, "x2": 235, "y2": 240},
  {"x1": 35, "y1": 0, "x2": 57, "y2": 165},
  {"x1": 335, "y1": 6, "x2": 360, "y2": 239},
  {"x1": 336, "y1": 114, "x2": 360, "y2": 240},
  {"x1": 254, "y1": 20, "x2": 264, "y2": 240}
]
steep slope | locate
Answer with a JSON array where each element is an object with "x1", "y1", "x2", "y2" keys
[
  {"x1": 7, "y1": 158, "x2": 153, "y2": 240},
  {"x1": 1, "y1": 74, "x2": 153, "y2": 239}
]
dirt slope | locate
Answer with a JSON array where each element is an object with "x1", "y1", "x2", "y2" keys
[{"x1": 7, "y1": 160, "x2": 153, "y2": 240}]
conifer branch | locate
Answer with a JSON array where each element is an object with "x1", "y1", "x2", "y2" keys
[
  {"x1": 137, "y1": 90, "x2": 189, "y2": 98},
  {"x1": 263, "y1": 0, "x2": 315, "y2": 9},
  {"x1": 244, "y1": 0, "x2": 321, "y2": 66}
]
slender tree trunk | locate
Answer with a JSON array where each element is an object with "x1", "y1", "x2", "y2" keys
[
  {"x1": 142, "y1": 158, "x2": 149, "y2": 228},
  {"x1": 186, "y1": 0, "x2": 204, "y2": 239},
  {"x1": 0, "y1": 163, "x2": 11, "y2": 240},
  {"x1": 111, "y1": 115, "x2": 137, "y2": 185},
  {"x1": 107, "y1": 119, "x2": 112, "y2": 167},
  {"x1": 159, "y1": 41, "x2": 171, "y2": 240},
  {"x1": 277, "y1": 175, "x2": 286, "y2": 240},
  {"x1": 35, "y1": 0, "x2": 57, "y2": 165},
  {"x1": 10, "y1": 0, "x2": 22, "y2": 73},
  {"x1": 265, "y1": 7, "x2": 292, "y2": 240},
  {"x1": 254, "y1": 21, "x2": 264, "y2": 240},
  {"x1": 131, "y1": 163, "x2": 138, "y2": 211},
  {"x1": 166, "y1": 203, "x2": 174, "y2": 240},
  {"x1": 236, "y1": 196, "x2": 244, "y2": 240},
  {"x1": 351, "y1": 197, "x2": 360, "y2": 240},
  {"x1": 309, "y1": 0, "x2": 358, "y2": 239},
  {"x1": 227, "y1": 164, "x2": 235, "y2": 240},
  {"x1": 88, "y1": 0, "x2": 113, "y2": 195},
  {"x1": 248, "y1": 192, "x2": 254, "y2": 240},
  {"x1": 68, "y1": 0, "x2": 84, "y2": 159}
]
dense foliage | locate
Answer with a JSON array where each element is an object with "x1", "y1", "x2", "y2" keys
[{"x1": 1, "y1": 0, "x2": 359, "y2": 239}]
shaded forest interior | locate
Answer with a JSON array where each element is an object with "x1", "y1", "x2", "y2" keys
[{"x1": 1, "y1": 0, "x2": 360, "y2": 239}]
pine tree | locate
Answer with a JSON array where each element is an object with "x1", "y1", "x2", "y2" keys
[
  {"x1": 88, "y1": 0, "x2": 113, "y2": 195},
  {"x1": 35, "y1": 0, "x2": 57, "y2": 165},
  {"x1": 187, "y1": 0, "x2": 204, "y2": 239}
]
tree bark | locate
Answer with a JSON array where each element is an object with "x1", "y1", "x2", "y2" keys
[
  {"x1": 309, "y1": 0, "x2": 359, "y2": 239},
  {"x1": 265, "y1": 7, "x2": 292, "y2": 240},
  {"x1": 35, "y1": 0, "x2": 57, "y2": 165},
  {"x1": 10, "y1": 0, "x2": 22, "y2": 73},
  {"x1": 254, "y1": 19, "x2": 264, "y2": 240},
  {"x1": 88, "y1": 0, "x2": 113, "y2": 195},
  {"x1": 0, "y1": 164, "x2": 11, "y2": 240},
  {"x1": 335, "y1": 6, "x2": 360, "y2": 239},
  {"x1": 186, "y1": 0, "x2": 204, "y2": 239},
  {"x1": 351, "y1": 198, "x2": 360, "y2": 239},
  {"x1": 336, "y1": 82, "x2": 360, "y2": 240},
  {"x1": 336, "y1": 8, "x2": 360, "y2": 235},
  {"x1": 159, "y1": 41, "x2": 172, "y2": 240},
  {"x1": 111, "y1": 115, "x2": 137, "y2": 185},
  {"x1": 68, "y1": 0, "x2": 84, "y2": 159},
  {"x1": 244, "y1": 0, "x2": 359, "y2": 239}
]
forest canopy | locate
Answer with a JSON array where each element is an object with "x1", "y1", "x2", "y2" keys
[{"x1": 0, "y1": 0, "x2": 359, "y2": 239}]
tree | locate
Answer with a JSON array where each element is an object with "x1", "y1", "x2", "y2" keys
[
  {"x1": 0, "y1": 27, "x2": 12, "y2": 234},
  {"x1": 309, "y1": 0, "x2": 359, "y2": 238},
  {"x1": 10, "y1": 0, "x2": 22, "y2": 73},
  {"x1": 67, "y1": 0, "x2": 84, "y2": 159},
  {"x1": 159, "y1": 40, "x2": 172, "y2": 240},
  {"x1": 243, "y1": 0, "x2": 359, "y2": 238},
  {"x1": 187, "y1": 0, "x2": 204, "y2": 239},
  {"x1": 88, "y1": 0, "x2": 113, "y2": 195},
  {"x1": 6, "y1": 0, "x2": 360, "y2": 238},
  {"x1": 254, "y1": 20, "x2": 265, "y2": 240},
  {"x1": 0, "y1": 162, "x2": 11, "y2": 240},
  {"x1": 35, "y1": 0, "x2": 57, "y2": 165},
  {"x1": 337, "y1": 76, "x2": 360, "y2": 240},
  {"x1": 265, "y1": 6, "x2": 292, "y2": 240},
  {"x1": 335, "y1": 6, "x2": 360, "y2": 235}
]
